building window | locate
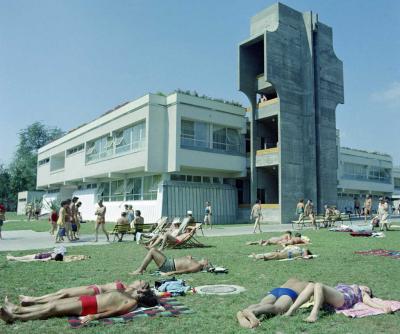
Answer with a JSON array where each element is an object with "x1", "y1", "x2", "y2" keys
[
  {"x1": 181, "y1": 120, "x2": 210, "y2": 149},
  {"x1": 343, "y1": 163, "x2": 367, "y2": 180},
  {"x1": 181, "y1": 119, "x2": 242, "y2": 154},
  {"x1": 126, "y1": 177, "x2": 142, "y2": 200},
  {"x1": 86, "y1": 121, "x2": 146, "y2": 163},
  {"x1": 394, "y1": 178, "x2": 400, "y2": 189},
  {"x1": 98, "y1": 182, "x2": 111, "y2": 202},
  {"x1": 86, "y1": 183, "x2": 97, "y2": 189},
  {"x1": 212, "y1": 177, "x2": 221, "y2": 184},
  {"x1": 171, "y1": 174, "x2": 186, "y2": 182},
  {"x1": 66, "y1": 144, "x2": 84, "y2": 156},
  {"x1": 143, "y1": 175, "x2": 161, "y2": 200},
  {"x1": 110, "y1": 180, "x2": 125, "y2": 201},
  {"x1": 50, "y1": 153, "x2": 65, "y2": 172},
  {"x1": 38, "y1": 158, "x2": 50, "y2": 166},
  {"x1": 368, "y1": 166, "x2": 391, "y2": 183},
  {"x1": 203, "y1": 176, "x2": 211, "y2": 183}
]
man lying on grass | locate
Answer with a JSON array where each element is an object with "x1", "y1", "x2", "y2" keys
[
  {"x1": 237, "y1": 278, "x2": 310, "y2": 328},
  {"x1": 19, "y1": 280, "x2": 149, "y2": 305},
  {"x1": 284, "y1": 282, "x2": 392, "y2": 322},
  {"x1": 249, "y1": 246, "x2": 313, "y2": 261},
  {"x1": 7, "y1": 253, "x2": 89, "y2": 263},
  {"x1": 130, "y1": 248, "x2": 210, "y2": 276},
  {"x1": 0, "y1": 287, "x2": 158, "y2": 324}
]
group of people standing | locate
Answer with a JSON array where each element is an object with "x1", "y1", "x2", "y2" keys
[{"x1": 53, "y1": 197, "x2": 82, "y2": 242}]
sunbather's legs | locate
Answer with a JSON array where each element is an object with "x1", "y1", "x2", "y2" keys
[
  {"x1": 130, "y1": 248, "x2": 166, "y2": 275},
  {"x1": 20, "y1": 286, "x2": 93, "y2": 305},
  {"x1": 305, "y1": 283, "x2": 344, "y2": 323},
  {"x1": 6, "y1": 254, "x2": 36, "y2": 261},
  {"x1": 2, "y1": 297, "x2": 82, "y2": 322},
  {"x1": 284, "y1": 282, "x2": 314, "y2": 316}
]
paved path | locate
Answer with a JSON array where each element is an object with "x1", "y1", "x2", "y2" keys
[{"x1": 0, "y1": 219, "x2": 375, "y2": 252}]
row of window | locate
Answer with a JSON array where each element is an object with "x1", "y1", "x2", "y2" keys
[
  {"x1": 86, "y1": 122, "x2": 146, "y2": 162},
  {"x1": 170, "y1": 174, "x2": 221, "y2": 184},
  {"x1": 342, "y1": 163, "x2": 391, "y2": 183},
  {"x1": 181, "y1": 120, "x2": 243, "y2": 154},
  {"x1": 97, "y1": 175, "x2": 160, "y2": 202},
  {"x1": 38, "y1": 158, "x2": 50, "y2": 166},
  {"x1": 66, "y1": 144, "x2": 84, "y2": 156}
]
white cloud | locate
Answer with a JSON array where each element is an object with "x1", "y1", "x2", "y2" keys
[{"x1": 371, "y1": 81, "x2": 400, "y2": 106}]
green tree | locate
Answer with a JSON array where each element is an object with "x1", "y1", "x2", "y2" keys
[
  {"x1": 8, "y1": 122, "x2": 63, "y2": 207},
  {"x1": 0, "y1": 164, "x2": 11, "y2": 208}
]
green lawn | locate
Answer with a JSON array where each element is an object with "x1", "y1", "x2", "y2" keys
[{"x1": 1, "y1": 217, "x2": 400, "y2": 333}]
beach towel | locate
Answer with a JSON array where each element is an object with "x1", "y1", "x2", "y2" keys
[
  {"x1": 336, "y1": 298, "x2": 400, "y2": 318},
  {"x1": 68, "y1": 298, "x2": 193, "y2": 329},
  {"x1": 355, "y1": 249, "x2": 400, "y2": 259}
]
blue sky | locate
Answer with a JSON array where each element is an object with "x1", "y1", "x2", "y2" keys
[{"x1": 1, "y1": 0, "x2": 399, "y2": 165}]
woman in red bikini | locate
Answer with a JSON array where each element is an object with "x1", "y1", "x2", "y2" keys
[
  {"x1": 18, "y1": 280, "x2": 148, "y2": 305},
  {"x1": 1, "y1": 285, "x2": 157, "y2": 324}
]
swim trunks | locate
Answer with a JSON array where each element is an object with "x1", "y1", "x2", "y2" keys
[
  {"x1": 268, "y1": 287, "x2": 298, "y2": 301},
  {"x1": 158, "y1": 258, "x2": 176, "y2": 273},
  {"x1": 34, "y1": 252, "x2": 52, "y2": 260},
  {"x1": 79, "y1": 295, "x2": 98, "y2": 316}
]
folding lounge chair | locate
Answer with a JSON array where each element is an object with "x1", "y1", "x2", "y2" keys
[{"x1": 169, "y1": 223, "x2": 206, "y2": 249}]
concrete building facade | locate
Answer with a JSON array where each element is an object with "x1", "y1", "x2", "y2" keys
[{"x1": 239, "y1": 3, "x2": 344, "y2": 224}]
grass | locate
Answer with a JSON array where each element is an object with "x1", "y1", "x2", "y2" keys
[{"x1": 1, "y1": 216, "x2": 400, "y2": 333}]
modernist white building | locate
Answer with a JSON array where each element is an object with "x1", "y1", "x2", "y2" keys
[{"x1": 37, "y1": 92, "x2": 246, "y2": 224}]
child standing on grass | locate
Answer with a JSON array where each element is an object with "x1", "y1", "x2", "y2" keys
[{"x1": 0, "y1": 203, "x2": 6, "y2": 240}]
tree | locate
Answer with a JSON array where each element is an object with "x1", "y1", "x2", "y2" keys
[{"x1": 8, "y1": 122, "x2": 63, "y2": 207}]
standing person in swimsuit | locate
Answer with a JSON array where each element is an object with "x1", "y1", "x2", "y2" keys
[
  {"x1": 296, "y1": 199, "x2": 305, "y2": 223},
  {"x1": 129, "y1": 248, "x2": 209, "y2": 276},
  {"x1": 304, "y1": 200, "x2": 318, "y2": 229},
  {"x1": 70, "y1": 197, "x2": 79, "y2": 240},
  {"x1": 56, "y1": 201, "x2": 68, "y2": 243},
  {"x1": 64, "y1": 199, "x2": 73, "y2": 241},
  {"x1": 249, "y1": 246, "x2": 313, "y2": 261},
  {"x1": 94, "y1": 200, "x2": 109, "y2": 242},
  {"x1": 204, "y1": 201, "x2": 212, "y2": 229},
  {"x1": 246, "y1": 231, "x2": 292, "y2": 246},
  {"x1": 19, "y1": 280, "x2": 149, "y2": 305},
  {"x1": 364, "y1": 195, "x2": 372, "y2": 222},
  {"x1": 251, "y1": 199, "x2": 263, "y2": 233},
  {"x1": 0, "y1": 287, "x2": 158, "y2": 324},
  {"x1": 284, "y1": 282, "x2": 392, "y2": 322},
  {"x1": 75, "y1": 201, "x2": 82, "y2": 237},
  {"x1": 237, "y1": 278, "x2": 310, "y2": 328}
]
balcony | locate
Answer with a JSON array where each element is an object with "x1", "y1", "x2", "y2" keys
[
  {"x1": 256, "y1": 147, "x2": 279, "y2": 167},
  {"x1": 256, "y1": 98, "x2": 279, "y2": 119}
]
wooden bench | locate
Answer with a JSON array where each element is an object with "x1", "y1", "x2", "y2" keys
[{"x1": 109, "y1": 223, "x2": 157, "y2": 242}]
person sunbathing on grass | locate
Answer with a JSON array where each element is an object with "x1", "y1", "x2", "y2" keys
[
  {"x1": 237, "y1": 278, "x2": 310, "y2": 329},
  {"x1": 248, "y1": 246, "x2": 313, "y2": 261},
  {"x1": 6, "y1": 253, "x2": 89, "y2": 263},
  {"x1": 129, "y1": 248, "x2": 210, "y2": 276},
  {"x1": 19, "y1": 280, "x2": 149, "y2": 306},
  {"x1": 279, "y1": 234, "x2": 310, "y2": 247},
  {"x1": 284, "y1": 282, "x2": 392, "y2": 322},
  {"x1": 246, "y1": 231, "x2": 292, "y2": 246},
  {"x1": 0, "y1": 288, "x2": 158, "y2": 325}
]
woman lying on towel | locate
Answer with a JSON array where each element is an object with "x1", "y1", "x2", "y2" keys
[
  {"x1": 0, "y1": 286, "x2": 158, "y2": 324},
  {"x1": 284, "y1": 282, "x2": 392, "y2": 322},
  {"x1": 249, "y1": 246, "x2": 313, "y2": 260},
  {"x1": 19, "y1": 280, "x2": 149, "y2": 305},
  {"x1": 6, "y1": 253, "x2": 89, "y2": 263}
]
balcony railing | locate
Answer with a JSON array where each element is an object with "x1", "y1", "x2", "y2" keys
[
  {"x1": 342, "y1": 174, "x2": 392, "y2": 184},
  {"x1": 256, "y1": 147, "x2": 279, "y2": 155}
]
